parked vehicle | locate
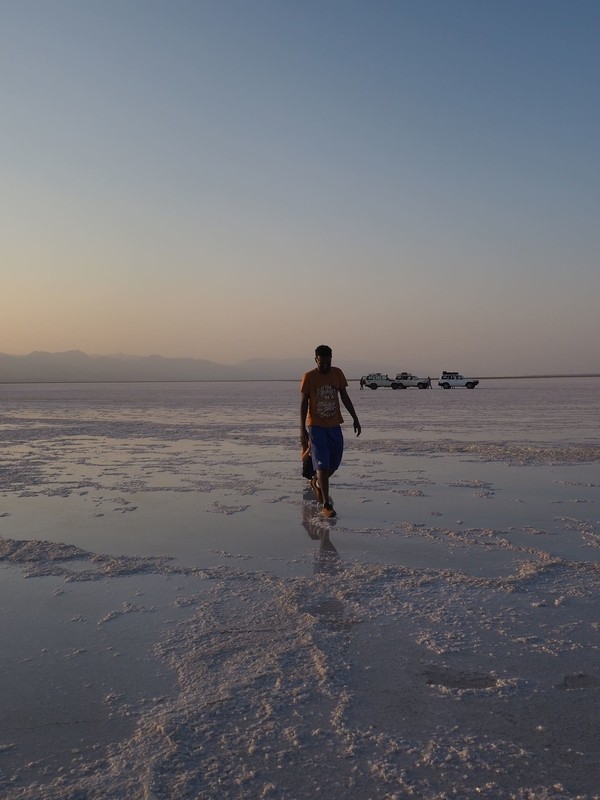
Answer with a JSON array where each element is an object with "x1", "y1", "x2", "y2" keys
[
  {"x1": 392, "y1": 372, "x2": 432, "y2": 389},
  {"x1": 361, "y1": 373, "x2": 393, "y2": 389},
  {"x1": 437, "y1": 371, "x2": 479, "y2": 389},
  {"x1": 360, "y1": 372, "x2": 432, "y2": 389}
]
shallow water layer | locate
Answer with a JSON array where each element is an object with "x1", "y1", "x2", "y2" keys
[{"x1": 0, "y1": 379, "x2": 599, "y2": 799}]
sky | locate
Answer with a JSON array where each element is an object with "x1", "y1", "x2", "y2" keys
[{"x1": 2, "y1": 0, "x2": 599, "y2": 375}]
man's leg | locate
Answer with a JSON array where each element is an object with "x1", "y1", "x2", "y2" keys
[
  {"x1": 317, "y1": 468, "x2": 332, "y2": 506},
  {"x1": 310, "y1": 427, "x2": 342, "y2": 515},
  {"x1": 324, "y1": 427, "x2": 344, "y2": 507},
  {"x1": 317, "y1": 468, "x2": 336, "y2": 517}
]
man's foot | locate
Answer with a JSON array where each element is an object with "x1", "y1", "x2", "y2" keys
[
  {"x1": 310, "y1": 477, "x2": 323, "y2": 504},
  {"x1": 321, "y1": 502, "x2": 337, "y2": 518}
]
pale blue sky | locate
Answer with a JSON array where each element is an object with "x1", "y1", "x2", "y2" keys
[{"x1": 2, "y1": 0, "x2": 599, "y2": 374}]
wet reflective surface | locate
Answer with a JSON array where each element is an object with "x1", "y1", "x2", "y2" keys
[{"x1": 0, "y1": 379, "x2": 599, "y2": 798}]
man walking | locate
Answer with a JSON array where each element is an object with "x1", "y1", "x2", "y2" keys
[{"x1": 300, "y1": 345, "x2": 361, "y2": 518}]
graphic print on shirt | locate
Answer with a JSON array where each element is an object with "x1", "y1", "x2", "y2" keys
[{"x1": 316, "y1": 384, "x2": 337, "y2": 419}]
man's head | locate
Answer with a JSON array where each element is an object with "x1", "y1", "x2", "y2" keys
[{"x1": 314, "y1": 344, "x2": 332, "y2": 373}]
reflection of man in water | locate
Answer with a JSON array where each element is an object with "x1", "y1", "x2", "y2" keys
[{"x1": 301, "y1": 496, "x2": 343, "y2": 576}]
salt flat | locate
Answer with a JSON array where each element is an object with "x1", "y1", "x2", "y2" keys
[{"x1": 1, "y1": 379, "x2": 599, "y2": 798}]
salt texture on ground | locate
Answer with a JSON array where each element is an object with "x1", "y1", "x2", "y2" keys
[{"x1": 0, "y1": 379, "x2": 599, "y2": 799}]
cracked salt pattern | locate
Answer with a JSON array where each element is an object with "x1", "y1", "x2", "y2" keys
[{"x1": 0, "y1": 378, "x2": 599, "y2": 798}]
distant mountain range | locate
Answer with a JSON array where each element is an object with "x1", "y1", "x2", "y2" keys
[
  {"x1": 0, "y1": 350, "x2": 380, "y2": 383},
  {"x1": 2, "y1": 351, "x2": 597, "y2": 383}
]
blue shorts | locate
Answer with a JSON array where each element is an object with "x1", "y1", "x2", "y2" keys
[{"x1": 309, "y1": 425, "x2": 344, "y2": 473}]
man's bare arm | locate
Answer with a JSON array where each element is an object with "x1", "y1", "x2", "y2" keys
[{"x1": 340, "y1": 388, "x2": 361, "y2": 436}]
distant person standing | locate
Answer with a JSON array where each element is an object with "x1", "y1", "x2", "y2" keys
[{"x1": 300, "y1": 345, "x2": 361, "y2": 518}]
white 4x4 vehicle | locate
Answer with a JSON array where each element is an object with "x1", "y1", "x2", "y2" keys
[
  {"x1": 438, "y1": 371, "x2": 479, "y2": 389},
  {"x1": 391, "y1": 372, "x2": 432, "y2": 389},
  {"x1": 361, "y1": 373, "x2": 393, "y2": 389},
  {"x1": 361, "y1": 372, "x2": 432, "y2": 389}
]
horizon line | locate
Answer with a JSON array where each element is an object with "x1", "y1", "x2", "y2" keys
[{"x1": 1, "y1": 373, "x2": 599, "y2": 386}]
